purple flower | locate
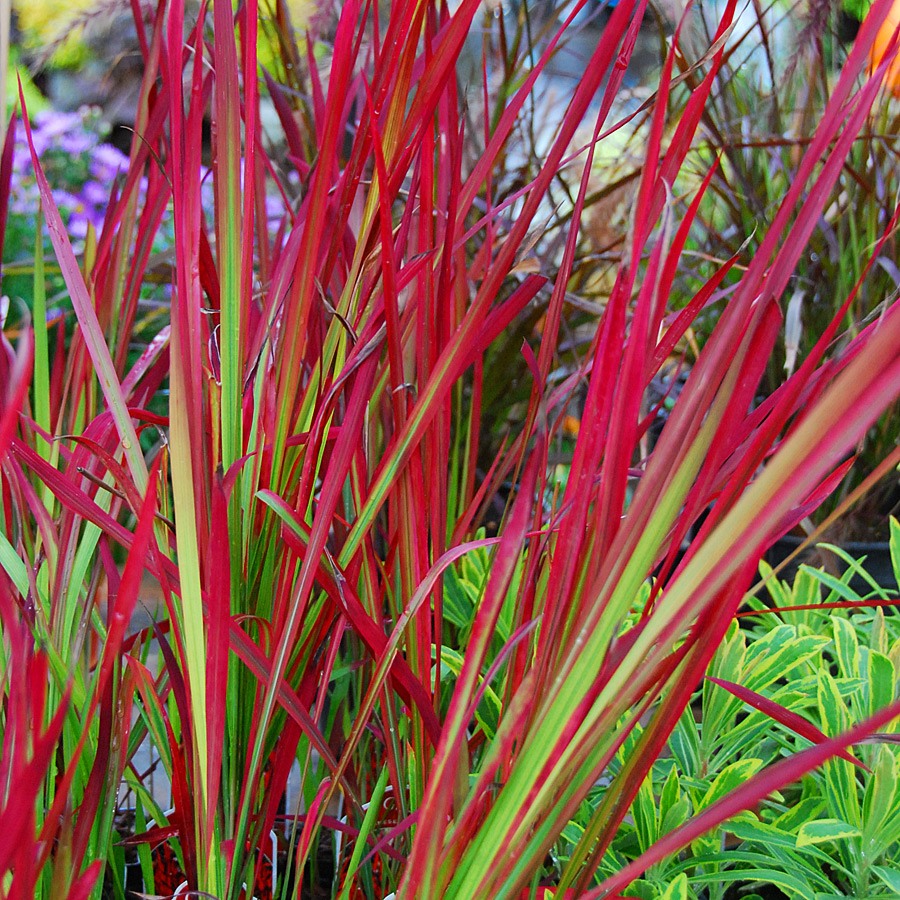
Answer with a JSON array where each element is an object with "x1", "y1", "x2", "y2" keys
[
  {"x1": 10, "y1": 185, "x2": 38, "y2": 215},
  {"x1": 89, "y1": 143, "x2": 129, "y2": 180},
  {"x1": 85, "y1": 207, "x2": 107, "y2": 234},
  {"x1": 82, "y1": 180, "x2": 110, "y2": 207},
  {"x1": 34, "y1": 110, "x2": 84, "y2": 139},
  {"x1": 17, "y1": 122, "x2": 48, "y2": 159},
  {"x1": 51, "y1": 188, "x2": 83, "y2": 215},
  {"x1": 12, "y1": 145, "x2": 33, "y2": 174},
  {"x1": 67, "y1": 216, "x2": 89, "y2": 239},
  {"x1": 265, "y1": 194, "x2": 285, "y2": 223},
  {"x1": 59, "y1": 132, "x2": 94, "y2": 155}
]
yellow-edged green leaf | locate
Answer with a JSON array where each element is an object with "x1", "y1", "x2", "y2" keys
[
  {"x1": 744, "y1": 627, "x2": 829, "y2": 693},
  {"x1": 683, "y1": 868, "x2": 816, "y2": 900},
  {"x1": 438, "y1": 645, "x2": 502, "y2": 738},
  {"x1": 890, "y1": 517, "x2": 900, "y2": 591},
  {"x1": 443, "y1": 566, "x2": 476, "y2": 628},
  {"x1": 772, "y1": 797, "x2": 827, "y2": 834},
  {"x1": 633, "y1": 776, "x2": 657, "y2": 852},
  {"x1": 796, "y1": 818, "x2": 861, "y2": 848},
  {"x1": 817, "y1": 670, "x2": 861, "y2": 828},
  {"x1": 873, "y1": 864, "x2": 900, "y2": 893},
  {"x1": 832, "y1": 614, "x2": 860, "y2": 680},
  {"x1": 871, "y1": 608, "x2": 888, "y2": 657},
  {"x1": 867, "y1": 650, "x2": 895, "y2": 716},
  {"x1": 862, "y1": 746, "x2": 900, "y2": 855},
  {"x1": 659, "y1": 764, "x2": 681, "y2": 824},
  {"x1": 659, "y1": 872, "x2": 688, "y2": 900},
  {"x1": 699, "y1": 759, "x2": 765, "y2": 809}
]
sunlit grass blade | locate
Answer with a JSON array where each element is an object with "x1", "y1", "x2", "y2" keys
[{"x1": 16, "y1": 82, "x2": 147, "y2": 491}]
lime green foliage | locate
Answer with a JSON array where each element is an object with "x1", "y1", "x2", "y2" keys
[
  {"x1": 568, "y1": 534, "x2": 900, "y2": 900},
  {"x1": 6, "y1": 48, "x2": 46, "y2": 116},
  {"x1": 13, "y1": 0, "x2": 93, "y2": 67},
  {"x1": 845, "y1": 0, "x2": 872, "y2": 21},
  {"x1": 257, "y1": 0, "x2": 314, "y2": 74}
]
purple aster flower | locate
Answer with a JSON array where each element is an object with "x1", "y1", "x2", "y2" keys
[
  {"x1": 68, "y1": 218, "x2": 89, "y2": 239},
  {"x1": 34, "y1": 110, "x2": 84, "y2": 139},
  {"x1": 10, "y1": 192, "x2": 35, "y2": 215},
  {"x1": 82, "y1": 180, "x2": 110, "y2": 208},
  {"x1": 59, "y1": 132, "x2": 94, "y2": 155},
  {"x1": 90, "y1": 143, "x2": 129, "y2": 180},
  {"x1": 18, "y1": 123, "x2": 49, "y2": 159},
  {"x1": 51, "y1": 188, "x2": 83, "y2": 217},
  {"x1": 265, "y1": 194, "x2": 285, "y2": 222},
  {"x1": 12, "y1": 145, "x2": 33, "y2": 174},
  {"x1": 85, "y1": 207, "x2": 107, "y2": 235}
]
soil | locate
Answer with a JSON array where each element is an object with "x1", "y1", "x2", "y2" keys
[{"x1": 722, "y1": 884, "x2": 789, "y2": 900}]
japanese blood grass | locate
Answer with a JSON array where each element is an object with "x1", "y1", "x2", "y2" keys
[
  {"x1": 0, "y1": 73, "x2": 165, "y2": 896},
  {"x1": 4, "y1": 0, "x2": 900, "y2": 898},
  {"x1": 401, "y1": 2, "x2": 900, "y2": 900},
  {"x1": 0, "y1": 317, "x2": 163, "y2": 898}
]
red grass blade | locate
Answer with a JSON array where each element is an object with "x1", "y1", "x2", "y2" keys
[{"x1": 706, "y1": 676, "x2": 866, "y2": 768}]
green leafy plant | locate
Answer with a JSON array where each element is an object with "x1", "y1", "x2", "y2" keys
[
  {"x1": 547, "y1": 529, "x2": 900, "y2": 900},
  {"x1": 735, "y1": 536, "x2": 900, "y2": 899}
]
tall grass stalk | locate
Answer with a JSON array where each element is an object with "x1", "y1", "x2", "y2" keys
[{"x1": 3, "y1": 0, "x2": 900, "y2": 898}]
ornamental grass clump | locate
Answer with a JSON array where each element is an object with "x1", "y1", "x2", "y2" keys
[{"x1": 4, "y1": 0, "x2": 900, "y2": 899}]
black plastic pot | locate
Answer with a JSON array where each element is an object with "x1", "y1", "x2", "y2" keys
[{"x1": 765, "y1": 535, "x2": 895, "y2": 596}]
